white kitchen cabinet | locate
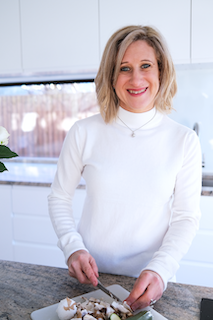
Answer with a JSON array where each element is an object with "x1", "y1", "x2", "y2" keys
[
  {"x1": 20, "y1": 0, "x2": 99, "y2": 73},
  {"x1": 176, "y1": 196, "x2": 213, "y2": 287},
  {"x1": 192, "y1": 0, "x2": 213, "y2": 63},
  {"x1": 2, "y1": 0, "x2": 213, "y2": 79},
  {"x1": 0, "y1": 185, "x2": 13, "y2": 261},
  {"x1": 0, "y1": 184, "x2": 86, "y2": 268},
  {"x1": 0, "y1": 0, "x2": 22, "y2": 75},
  {"x1": 1, "y1": 183, "x2": 213, "y2": 287},
  {"x1": 99, "y1": 0, "x2": 191, "y2": 64}
]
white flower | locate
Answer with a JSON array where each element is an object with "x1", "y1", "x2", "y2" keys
[{"x1": 0, "y1": 126, "x2": 10, "y2": 145}]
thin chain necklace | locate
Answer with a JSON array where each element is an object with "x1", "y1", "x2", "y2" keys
[{"x1": 118, "y1": 108, "x2": 157, "y2": 137}]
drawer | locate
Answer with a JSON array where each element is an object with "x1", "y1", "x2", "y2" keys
[
  {"x1": 12, "y1": 185, "x2": 50, "y2": 216},
  {"x1": 200, "y1": 196, "x2": 213, "y2": 229},
  {"x1": 0, "y1": 185, "x2": 13, "y2": 261},
  {"x1": 176, "y1": 261, "x2": 213, "y2": 287},
  {"x1": 13, "y1": 215, "x2": 58, "y2": 245},
  {"x1": 13, "y1": 242, "x2": 67, "y2": 268},
  {"x1": 12, "y1": 185, "x2": 86, "y2": 221},
  {"x1": 183, "y1": 231, "x2": 213, "y2": 264}
]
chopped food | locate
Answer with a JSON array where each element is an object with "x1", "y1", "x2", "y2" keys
[
  {"x1": 57, "y1": 297, "x2": 77, "y2": 320},
  {"x1": 56, "y1": 297, "x2": 132, "y2": 320},
  {"x1": 110, "y1": 314, "x2": 122, "y2": 320},
  {"x1": 56, "y1": 297, "x2": 152, "y2": 320}
]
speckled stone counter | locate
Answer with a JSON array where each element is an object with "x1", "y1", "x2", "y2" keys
[{"x1": 1, "y1": 260, "x2": 213, "y2": 320}]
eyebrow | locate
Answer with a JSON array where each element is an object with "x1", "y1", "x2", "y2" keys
[{"x1": 121, "y1": 59, "x2": 153, "y2": 64}]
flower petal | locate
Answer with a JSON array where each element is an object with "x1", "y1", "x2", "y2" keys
[{"x1": 0, "y1": 126, "x2": 10, "y2": 145}]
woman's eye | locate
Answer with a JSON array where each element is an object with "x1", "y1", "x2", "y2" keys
[
  {"x1": 120, "y1": 66, "x2": 130, "y2": 72},
  {"x1": 141, "y1": 64, "x2": 150, "y2": 69}
]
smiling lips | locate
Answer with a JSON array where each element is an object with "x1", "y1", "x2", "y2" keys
[{"x1": 127, "y1": 87, "x2": 148, "y2": 95}]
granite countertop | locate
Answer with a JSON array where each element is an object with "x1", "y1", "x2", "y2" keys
[
  {"x1": 1, "y1": 260, "x2": 213, "y2": 320},
  {"x1": 0, "y1": 161, "x2": 213, "y2": 195}
]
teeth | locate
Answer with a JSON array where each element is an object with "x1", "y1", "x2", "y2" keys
[{"x1": 128, "y1": 88, "x2": 147, "y2": 94}]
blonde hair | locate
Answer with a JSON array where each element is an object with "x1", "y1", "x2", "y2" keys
[{"x1": 95, "y1": 25, "x2": 177, "y2": 123}]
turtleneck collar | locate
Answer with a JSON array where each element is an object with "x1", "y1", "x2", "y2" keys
[{"x1": 116, "y1": 106, "x2": 163, "y2": 130}]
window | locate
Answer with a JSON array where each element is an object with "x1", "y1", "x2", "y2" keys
[{"x1": 0, "y1": 82, "x2": 99, "y2": 159}]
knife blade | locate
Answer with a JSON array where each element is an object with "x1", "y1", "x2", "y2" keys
[{"x1": 97, "y1": 279, "x2": 123, "y2": 303}]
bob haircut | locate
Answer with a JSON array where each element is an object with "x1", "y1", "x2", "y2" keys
[{"x1": 95, "y1": 25, "x2": 177, "y2": 123}]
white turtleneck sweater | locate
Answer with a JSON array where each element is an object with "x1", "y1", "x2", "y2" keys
[{"x1": 48, "y1": 107, "x2": 202, "y2": 288}]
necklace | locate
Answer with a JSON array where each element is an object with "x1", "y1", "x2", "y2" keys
[{"x1": 118, "y1": 108, "x2": 157, "y2": 137}]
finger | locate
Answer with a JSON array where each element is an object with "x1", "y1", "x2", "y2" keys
[
  {"x1": 125, "y1": 277, "x2": 149, "y2": 307},
  {"x1": 82, "y1": 262, "x2": 98, "y2": 286},
  {"x1": 130, "y1": 273, "x2": 164, "y2": 311},
  {"x1": 89, "y1": 257, "x2": 99, "y2": 279},
  {"x1": 72, "y1": 255, "x2": 98, "y2": 285},
  {"x1": 67, "y1": 251, "x2": 99, "y2": 285},
  {"x1": 68, "y1": 262, "x2": 89, "y2": 284},
  {"x1": 69, "y1": 256, "x2": 92, "y2": 284},
  {"x1": 125, "y1": 288, "x2": 148, "y2": 311},
  {"x1": 130, "y1": 285, "x2": 154, "y2": 310}
]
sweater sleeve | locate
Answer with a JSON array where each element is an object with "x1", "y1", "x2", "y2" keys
[
  {"x1": 48, "y1": 123, "x2": 88, "y2": 265},
  {"x1": 143, "y1": 131, "x2": 202, "y2": 289}
]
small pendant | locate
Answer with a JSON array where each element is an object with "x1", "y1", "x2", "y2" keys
[{"x1": 132, "y1": 132, "x2": 135, "y2": 137}]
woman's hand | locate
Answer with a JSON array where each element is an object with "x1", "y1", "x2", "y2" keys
[
  {"x1": 125, "y1": 270, "x2": 164, "y2": 311},
  {"x1": 68, "y1": 250, "x2": 99, "y2": 286}
]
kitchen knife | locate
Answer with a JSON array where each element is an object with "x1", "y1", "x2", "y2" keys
[{"x1": 97, "y1": 279, "x2": 123, "y2": 303}]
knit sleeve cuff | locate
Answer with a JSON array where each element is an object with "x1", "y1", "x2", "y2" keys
[
  {"x1": 58, "y1": 240, "x2": 89, "y2": 266},
  {"x1": 141, "y1": 252, "x2": 180, "y2": 290}
]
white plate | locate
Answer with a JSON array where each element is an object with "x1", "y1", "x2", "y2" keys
[{"x1": 31, "y1": 284, "x2": 167, "y2": 320}]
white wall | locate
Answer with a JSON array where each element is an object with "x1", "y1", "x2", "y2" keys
[{"x1": 169, "y1": 64, "x2": 213, "y2": 172}]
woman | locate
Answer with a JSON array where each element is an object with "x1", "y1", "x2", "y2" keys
[{"x1": 48, "y1": 25, "x2": 202, "y2": 311}]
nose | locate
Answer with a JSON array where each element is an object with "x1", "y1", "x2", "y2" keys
[{"x1": 129, "y1": 69, "x2": 143, "y2": 87}]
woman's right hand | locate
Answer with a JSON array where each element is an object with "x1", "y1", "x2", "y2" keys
[{"x1": 68, "y1": 250, "x2": 99, "y2": 286}]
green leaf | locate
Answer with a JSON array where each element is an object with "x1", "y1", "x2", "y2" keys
[
  {"x1": 0, "y1": 145, "x2": 18, "y2": 159},
  {"x1": 0, "y1": 161, "x2": 8, "y2": 172}
]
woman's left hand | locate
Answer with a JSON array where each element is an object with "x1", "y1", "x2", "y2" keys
[{"x1": 125, "y1": 270, "x2": 164, "y2": 311}]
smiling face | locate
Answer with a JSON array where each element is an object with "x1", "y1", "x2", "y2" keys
[{"x1": 114, "y1": 40, "x2": 160, "y2": 113}]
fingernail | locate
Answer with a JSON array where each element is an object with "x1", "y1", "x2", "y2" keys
[{"x1": 124, "y1": 301, "x2": 133, "y2": 312}]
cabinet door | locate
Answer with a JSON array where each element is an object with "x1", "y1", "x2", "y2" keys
[
  {"x1": 192, "y1": 0, "x2": 213, "y2": 63},
  {"x1": 11, "y1": 185, "x2": 86, "y2": 268},
  {"x1": 0, "y1": 0, "x2": 22, "y2": 75},
  {"x1": 0, "y1": 185, "x2": 13, "y2": 261},
  {"x1": 99, "y1": 0, "x2": 190, "y2": 64},
  {"x1": 176, "y1": 196, "x2": 213, "y2": 287},
  {"x1": 20, "y1": 0, "x2": 99, "y2": 73}
]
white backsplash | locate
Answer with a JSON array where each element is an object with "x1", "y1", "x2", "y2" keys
[{"x1": 169, "y1": 64, "x2": 213, "y2": 173}]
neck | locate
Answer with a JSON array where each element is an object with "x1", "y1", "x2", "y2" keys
[{"x1": 116, "y1": 106, "x2": 159, "y2": 130}]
